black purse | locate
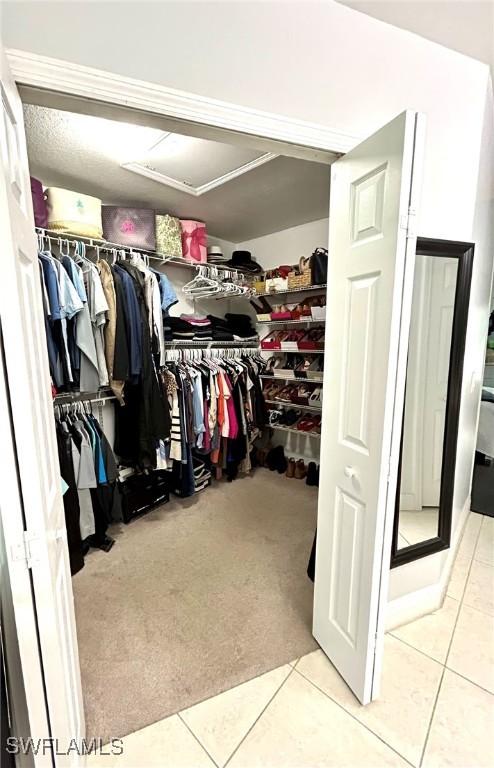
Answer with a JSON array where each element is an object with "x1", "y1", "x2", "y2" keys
[{"x1": 310, "y1": 247, "x2": 328, "y2": 285}]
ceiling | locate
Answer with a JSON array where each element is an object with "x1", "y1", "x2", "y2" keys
[
  {"x1": 23, "y1": 105, "x2": 331, "y2": 243},
  {"x1": 337, "y1": 0, "x2": 494, "y2": 69}
]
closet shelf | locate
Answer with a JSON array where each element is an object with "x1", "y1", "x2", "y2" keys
[
  {"x1": 256, "y1": 318, "x2": 325, "y2": 326},
  {"x1": 268, "y1": 349, "x2": 325, "y2": 354},
  {"x1": 255, "y1": 284, "x2": 327, "y2": 297},
  {"x1": 165, "y1": 340, "x2": 259, "y2": 348},
  {"x1": 35, "y1": 227, "x2": 249, "y2": 279},
  {"x1": 53, "y1": 389, "x2": 116, "y2": 405},
  {"x1": 271, "y1": 424, "x2": 321, "y2": 438},
  {"x1": 265, "y1": 399, "x2": 322, "y2": 413},
  {"x1": 261, "y1": 374, "x2": 324, "y2": 383}
]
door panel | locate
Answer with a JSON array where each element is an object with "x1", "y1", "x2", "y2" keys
[
  {"x1": 0, "y1": 44, "x2": 84, "y2": 765},
  {"x1": 314, "y1": 111, "x2": 424, "y2": 704}
]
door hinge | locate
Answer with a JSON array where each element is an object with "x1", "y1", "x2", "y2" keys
[
  {"x1": 386, "y1": 458, "x2": 392, "y2": 484},
  {"x1": 11, "y1": 531, "x2": 40, "y2": 569},
  {"x1": 399, "y1": 206, "x2": 417, "y2": 239}
]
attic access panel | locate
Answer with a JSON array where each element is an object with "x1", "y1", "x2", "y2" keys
[{"x1": 122, "y1": 133, "x2": 277, "y2": 196}]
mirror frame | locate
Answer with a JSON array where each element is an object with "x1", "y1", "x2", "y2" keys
[{"x1": 391, "y1": 237, "x2": 474, "y2": 569}]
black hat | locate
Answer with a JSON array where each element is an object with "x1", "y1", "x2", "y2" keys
[{"x1": 225, "y1": 250, "x2": 262, "y2": 274}]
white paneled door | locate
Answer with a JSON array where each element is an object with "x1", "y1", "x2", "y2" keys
[
  {"x1": 0, "y1": 44, "x2": 84, "y2": 766},
  {"x1": 314, "y1": 111, "x2": 425, "y2": 704}
]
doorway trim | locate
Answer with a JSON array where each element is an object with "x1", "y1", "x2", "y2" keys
[{"x1": 6, "y1": 48, "x2": 360, "y2": 156}]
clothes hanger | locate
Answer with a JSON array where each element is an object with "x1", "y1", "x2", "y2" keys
[{"x1": 183, "y1": 266, "x2": 222, "y2": 297}]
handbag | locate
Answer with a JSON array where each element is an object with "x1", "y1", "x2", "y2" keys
[
  {"x1": 102, "y1": 207, "x2": 156, "y2": 250},
  {"x1": 155, "y1": 214, "x2": 182, "y2": 257},
  {"x1": 46, "y1": 187, "x2": 103, "y2": 238},
  {"x1": 180, "y1": 220, "x2": 207, "y2": 264},
  {"x1": 30, "y1": 177, "x2": 48, "y2": 228},
  {"x1": 310, "y1": 247, "x2": 328, "y2": 285}
]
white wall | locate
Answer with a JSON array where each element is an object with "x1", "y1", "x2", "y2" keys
[
  {"x1": 238, "y1": 219, "x2": 329, "y2": 272},
  {"x1": 3, "y1": 0, "x2": 493, "y2": 620},
  {"x1": 2, "y1": 1, "x2": 490, "y2": 243},
  {"x1": 337, "y1": 1, "x2": 494, "y2": 68}
]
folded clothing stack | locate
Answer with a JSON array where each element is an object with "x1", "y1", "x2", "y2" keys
[
  {"x1": 207, "y1": 315, "x2": 234, "y2": 342},
  {"x1": 166, "y1": 315, "x2": 212, "y2": 341},
  {"x1": 165, "y1": 313, "x2": 258, "y2": 344},
  {"x1": 224, "y1": 313, "x2": 258, "y2": 342},
  {"x1": 206, "y1": 314, "x2": 258, "y2": 342},
  {"x1": 180, "y1": 314, "x2": 213, "y2": 341}
]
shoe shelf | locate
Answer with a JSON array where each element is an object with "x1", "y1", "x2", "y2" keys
[
  {"x1": 261, "y1": 374, "x2": 324, "y2": 383},
  {"x1": 267, "y1": 349, "x2": 325, "y2": 354},
  {"x1": 271, "y1": 424, "x2": 321, "y2": 438},
  {"x1": 255, "y1": 284, "x2": 327, "y2": 297},
  {"x1": 265, "y1": 399, "x2": 322, "y2": 413},
  {"x1": 256, "y1": 318, "x2": 325, "y2": 326}
]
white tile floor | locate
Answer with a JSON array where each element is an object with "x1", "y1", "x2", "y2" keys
[{"x1": 88, "y1": 512, "x2": 494, "y2": 768}]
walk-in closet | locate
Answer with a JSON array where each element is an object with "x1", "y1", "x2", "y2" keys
[
  {"x1": 22, "y1": 101, "x2": 332, "y2": 739},
  {"x1": 5, "y1": 40, "x2": 466, "y2": 754}
]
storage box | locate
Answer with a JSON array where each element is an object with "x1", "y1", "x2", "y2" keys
[
  {"x1": 307, "y1": 359, "x2": 324, "y2": 380},
  {"x1": 287, "y1": 271, "x2": 312, "y2": 290},
  {"x1": 280, "y1": 329, "x2": 305, "y2": 351},
  {"x1": 299, "y1": 328, "x2": 325, "y2": 350},
  {"x1": 119, "y1": 471, "x2": 170, "y2": 524},
  {"x1": 270, "y1": 311, "x2": 292, "y2": 321},
  {"x1": 103, "y1": 206, "x2": 156, "y2": 250},
  {"x1": 311, "y1": 305, "x2": 326, "y2": 321},
  {"x1": 46, "y1": 187, "x2": 103, "y2": 238},
  {"x1": 155, "y1": 214, "x2": 182, "y2": 257},
  {"x1": 260, "y1": 331, "x2": 282, "y2": 350},
  {"x1": 256, "y1": 313, "x2": 272, "y2": 322},
  {"x1": 266, "y1": 277, "x2": 288, "y2": 293},
  {"x1": 180, "y1": 219, "x2": 207, "y2": 263},
  {"x1": 30, "y1": 177, "x2": 48, "y2": 228}
]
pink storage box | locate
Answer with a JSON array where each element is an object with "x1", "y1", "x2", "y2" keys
[
  {"x1": 180, "y1": 220, "x2": 207, "y2": 264},
  {"x1": 270, "y1": 311, "x2": 292, "y2": 321},
  {"x1": 260, "y1": 331, "x2": 282, "y2": 351},
  {"x1": 299, "y1": 329, "x2": 325, "y2": 350}
]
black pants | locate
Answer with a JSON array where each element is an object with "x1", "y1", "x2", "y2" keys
[{"x1": 56, "y1": 426, "x2": 84, "y2": 575}]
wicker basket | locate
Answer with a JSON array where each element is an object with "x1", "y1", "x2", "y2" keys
[
  {"x1": 287, "y1": 271, "x2": 312, "y2": 290},
  {"x1": 253, "y1": 279, "x2": 266, "y2": 294}
]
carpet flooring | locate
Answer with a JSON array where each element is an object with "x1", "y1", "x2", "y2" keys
[{"x1": 72, "y1": 470, "x2": 318, "y2": 742}]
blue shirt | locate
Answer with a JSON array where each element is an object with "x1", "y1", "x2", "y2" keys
[
  {"x1": 151, "y1": 269, "x2": 178, "y2": 314},
  {"x1": 38, "y1": 252, "x2": 61, "y2": 320}
]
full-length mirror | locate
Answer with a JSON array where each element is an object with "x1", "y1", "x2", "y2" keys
[{"x1": 391, "y1": 238, "x2": 474, "y2": 568}]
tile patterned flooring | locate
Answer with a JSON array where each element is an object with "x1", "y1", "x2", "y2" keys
[{"x1": 89, "y1": 513, "x2": 494, "y2": 768}]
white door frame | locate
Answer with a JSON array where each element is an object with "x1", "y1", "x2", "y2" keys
[{"x1": 6, "y1": 49, "x2": 360, "y2": 157}]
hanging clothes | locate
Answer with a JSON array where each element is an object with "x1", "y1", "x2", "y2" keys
[
  {"x1": 54, "y1": 403, "x2": 122, "y2": 568},
  {"x1": 164, "y1": 353, "x2": 267, "y2": 495}
]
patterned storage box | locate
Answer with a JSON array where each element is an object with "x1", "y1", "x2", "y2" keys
[
  {"x1": 180, "y1": 220, "x2": 207, "y2": 264},
  {"x1": 46, "y1": 187, "x2": 103, "y2": 238},
  {"x1": 155, "y1": 214, "x2": 182, "y2": 257},
  {"x1": 102, "y1": 207, "x2": 156, "y2": 250}
]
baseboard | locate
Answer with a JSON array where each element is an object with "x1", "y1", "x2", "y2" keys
[{"x1": 385, "y1": 495, "x2": 471, "y2": 631}]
